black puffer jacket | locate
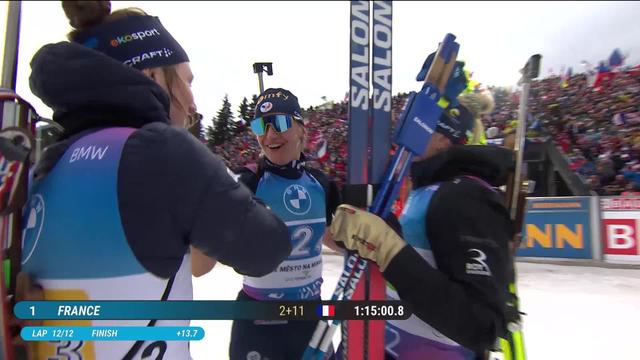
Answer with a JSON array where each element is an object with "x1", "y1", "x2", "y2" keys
[
  {"x1": 383, "y1": 145, "x2": 515, "y2": 356},
  {"x1": 29, "y1": 41, "x2": 291, "y2": 278}
]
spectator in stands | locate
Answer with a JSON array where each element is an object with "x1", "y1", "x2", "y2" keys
[
  {"x1": 588, "y1": 175, "x2": 605, "y2": 195},
  {"x1": 208, "y1": 60, "x2": 640, "y2": 196},
  {"x1": 621, "y1": 182, "x2": 640, "y2": 196}
]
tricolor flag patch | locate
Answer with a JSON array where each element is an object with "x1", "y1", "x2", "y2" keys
[{"x1": 317, "y1": 304, "x2": 335, "y2": 317}]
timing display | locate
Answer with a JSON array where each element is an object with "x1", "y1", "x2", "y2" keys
[{"x1": 15, "y1": 301, "x2": 411, "y2": 321}]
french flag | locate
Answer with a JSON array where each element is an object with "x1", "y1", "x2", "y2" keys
[{"x1": 317, "y1": 304, "x2": 335, "y2": 317}]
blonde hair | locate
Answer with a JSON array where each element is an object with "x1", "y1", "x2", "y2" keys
[{"x1": 458, "y1": 92, "x2": 494, "y2": 145}]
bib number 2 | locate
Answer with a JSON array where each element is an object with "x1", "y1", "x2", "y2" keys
[{"x1": 291, "y1": 225, "x2": 314, "y2": 258}]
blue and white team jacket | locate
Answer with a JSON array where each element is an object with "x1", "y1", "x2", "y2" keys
[
  {"x1": 385, "y1": 183, "x2": 476, "y2": 360},
  {"x1": 21, "y1": 128, "x2": 192, "y2": 360}
]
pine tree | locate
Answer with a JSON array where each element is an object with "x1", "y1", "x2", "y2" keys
[
  {"x1": 238, "y1": 97, "x2": 251, "y2": 123},
  {"x1": 204, "y1": 122, "x2": 217, "y2": 149},
  {"x1": 230, "y1": 97, "x2": 251, "y2": 135},
  {"x1": 209, "y1": 94, "x2": 234, "y2": 146}
]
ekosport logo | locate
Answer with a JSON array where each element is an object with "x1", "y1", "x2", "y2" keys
[{"x1": 111, "y1": 28, "x2": 161, "y2": 47}]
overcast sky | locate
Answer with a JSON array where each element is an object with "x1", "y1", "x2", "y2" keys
[{"x1": 1, "y1": 1, "x2": 639, "y2": 127}]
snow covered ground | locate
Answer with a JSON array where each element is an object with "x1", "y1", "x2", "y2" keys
[{"x1": 191, "y1": 255, "x2": 640, "y2": 360}]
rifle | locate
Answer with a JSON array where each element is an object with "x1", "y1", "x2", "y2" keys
[{"x1": 495, "y1": 54, "x2": 541, "y2": 360}]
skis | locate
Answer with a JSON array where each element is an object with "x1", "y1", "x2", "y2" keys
[
  {"x1": 303, "y1": 31, "x2": 460, "y2": 360},
  {"x1": 342, "y1": 2, "x2": 370, "y2": 356},
  {"x1": 358, "y1": 2, "x2": 392, "y2": 359},
  {"x1": 341, "y1": 1, "x2": 393, "y2": 359}
]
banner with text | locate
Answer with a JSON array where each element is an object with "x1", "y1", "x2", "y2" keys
[
  {"x1": 517, "y1": 197, "x2": 593, "y2": 259},
  {"x1": 600, "y1": 197, "x2": 640, "y2": 264}
]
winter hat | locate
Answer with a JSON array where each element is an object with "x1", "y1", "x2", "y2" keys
[
  {"x1": 64, "y1": 1, "x2": 189, "y2": 70},
  {"x1": 255, "y1": 88, "x2": 304, "y2": 122}
]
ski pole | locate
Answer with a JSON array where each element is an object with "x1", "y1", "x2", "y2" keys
[{"x1": 303, "y1": 33, "x2": 460, "y2": 360}]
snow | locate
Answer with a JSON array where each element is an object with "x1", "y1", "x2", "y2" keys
[{"x1": 190, "y1": 255, "x2": 640, "y2": 360}]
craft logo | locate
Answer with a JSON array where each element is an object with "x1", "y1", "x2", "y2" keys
[
  {"x1": 110, "y1": 28, "x2": 161, "y2": 47},
  {"x1": 123, "y1": 48, "x2": 174, "y2": 67},
  {"x1": 283, "y1": 184, "x2": 312, "y2": 215}
]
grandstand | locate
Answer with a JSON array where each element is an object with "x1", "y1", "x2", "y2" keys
[{"x1": 209, "y1": 65, "x2": 640, "y2": 199}]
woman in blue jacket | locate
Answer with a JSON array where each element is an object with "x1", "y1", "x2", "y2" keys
[{"x1": 227, "y1": 88, "x2": 342, "y2": 360}]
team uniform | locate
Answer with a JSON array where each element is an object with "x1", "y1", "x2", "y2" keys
[
  {"x1": 21, "y1": 38, "x2": 290, "y2": 360},
  {"x1": 383, "y1": 145, "x2": 514, "y2": 359},
  {"x1": 229, "y1": 156, "x2": 340, "y2": 360}
]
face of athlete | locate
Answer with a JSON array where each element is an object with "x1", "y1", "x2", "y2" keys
[
  {"x1": 144, "y1": 62, "x2": 197, "y2": 127},
  {"x1": 256, "y1": 119, "x2": 306, "y2": 166}
]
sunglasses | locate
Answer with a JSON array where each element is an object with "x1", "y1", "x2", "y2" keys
[{"x1": 250, "y1": 114, "x2": 300, "y2": 136}]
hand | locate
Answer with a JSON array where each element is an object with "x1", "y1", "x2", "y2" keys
[{"x1": 329, "y1": 205, "x2": 407, "y2": 271}]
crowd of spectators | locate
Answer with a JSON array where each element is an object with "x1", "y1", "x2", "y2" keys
[
  {"x1": 209, "y1": 94, "x2": 407, "y2": 189},
  {"x1": 483, "y1": 67, "x2": 640, "y2": 196},
  {"x1": 208, "y1": 65, "x2": 640, "y2": 196},
  {"x1": 210, "y1": 129, "x2": 261, "y2": 170}
]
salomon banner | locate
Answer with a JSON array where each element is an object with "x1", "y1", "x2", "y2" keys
[
  {"x1": 370, "y1": 0, "x2": 392, "y2": 183},
  {"x1": 347, "y1": 0, "x2": 370, "y2": 185}
]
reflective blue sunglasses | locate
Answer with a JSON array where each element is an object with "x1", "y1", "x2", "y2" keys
[{"x1": 250, "y1": 114, "x2": 298, "y2": 136}]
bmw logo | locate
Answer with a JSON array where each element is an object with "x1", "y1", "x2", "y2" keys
[{"x1": 283, "y1": 184, "x2": 312, "y2": 215}]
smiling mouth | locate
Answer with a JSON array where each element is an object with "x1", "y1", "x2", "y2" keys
[{"x1": 267, "y1": 144, "x2": 284, "y2": 150}]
